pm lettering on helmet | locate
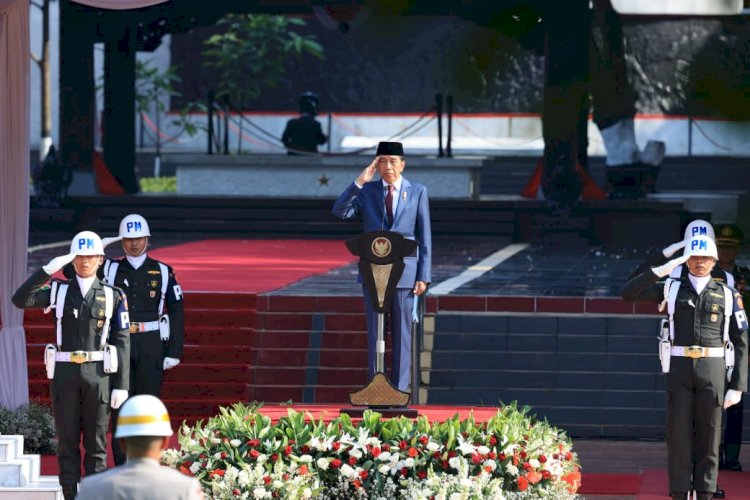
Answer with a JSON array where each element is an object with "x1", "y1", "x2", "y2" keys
[
  {"x1": 126, "y1": 221, "x2": 142, "y2": 234},
  {"x1": 691, "y1": 226, "x2": 708, "y2": 237},
  {"x1": 692, "y1": 239, "x2": 708, "y2": 252},
  {"x1": 78, "y1": 238, "x2": 95, "y2": 250}
]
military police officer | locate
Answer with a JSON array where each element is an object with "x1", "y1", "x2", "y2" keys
[
  {"x1": 78, "y1": 395, "x2": 203, "y2": 500},
  {"x1": 715, "y1": 224, "x2": 750, "y2": 472},
  {"x1": 103, "y1": 214, "x2": 185, "y2": 465},
  {"x1": 622, "y1": 235, "x2": 748, "y2": 500},
  {"x1": 13, "y1": 231, "x2": 130, "y2": 500}
]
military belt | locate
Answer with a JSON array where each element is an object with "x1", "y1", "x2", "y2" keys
[
  {"x1": 55, "y1": 351, "x2": 105, "y2": 364},
  {"x1": 671, "y1": 345, "x2": 724, "y2": 359},
  {"x1": 129, "y1": 320, "x2": 159, "y2": 334}
]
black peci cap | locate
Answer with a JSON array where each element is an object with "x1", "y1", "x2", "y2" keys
[
  {"x1": 376, "y1": 141, "x2": 404, "y2": 156},
  {"x1": 715, "y1": 224, "x2": 744, "y2": 247}
]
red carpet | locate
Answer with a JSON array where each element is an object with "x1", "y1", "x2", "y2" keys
[
  {"x1": 637, "y1": 469, "x2": 750, "y2": 499},
  {"x1": 148, "y1": 239, "x2": 356, "y2": 293},
  {"x1": 578, "y1": 473, "x2": 643, "y2": 495}
]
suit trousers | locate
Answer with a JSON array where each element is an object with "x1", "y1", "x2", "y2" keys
[{"x1": 363, "y1": 286, "x2": 413, "y2": 391}]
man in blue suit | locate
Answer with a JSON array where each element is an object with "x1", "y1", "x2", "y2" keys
[{"x1": 332, "y1": 141, "x2": 432, "y2": 391}]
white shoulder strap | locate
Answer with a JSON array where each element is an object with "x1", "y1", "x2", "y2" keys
[
  {"x1": 104, "y1": 260, "x2": 119, "y2": 285},
  {"x1": 44, "y1": 281, "x2": 59, "y2": 315},
  {"x1": 54, "y1": 283, "x2": 69, "y2": 346},
  {"x1": 668, "y1": 265, "x2": 683, "y2": 279},
  {"x1": 665, "y1": 278, "x2": 680, "y2": 342},
  {"x1": 100, "y1": 285, "x2": 114, "y2": 349},
  {"x1": 158, "y1": 262, "x2": 169, "y2": 315},
  {"x1": 721, "y1": 283, "x2": 733, "y2": 344}
]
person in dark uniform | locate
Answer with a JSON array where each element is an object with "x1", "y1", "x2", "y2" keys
[
  {"x1": 281, "y1": 91, "x2": 327, "y2": 154},
  {"x1": 715, "y1": 224, "x2": 750, "y2": 472},
  {"x1": 13, "y1": 231, "x2": 130, "y2": 500},
  {"x1": 622, "y1": 235, "x2": 748, "y2": 500},
  {"x1": 103, "y1": 214, "x2": 185, "y2": 466}
]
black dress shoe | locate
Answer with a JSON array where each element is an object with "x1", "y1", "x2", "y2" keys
[{"x1": 713, "y1": 485, "x2": 725, "y2": 499}]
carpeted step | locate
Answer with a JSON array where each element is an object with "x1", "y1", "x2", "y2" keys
[
  {"x1": 252, "y1": 367, "x2": 369, "y2": 386},
  {"x1": 184, "y1": 292, "x2": 257, "y2": 310},
  {"x1": 29, "y1": 379, "x2": 248, "y2": 401},
  {"x1": 28, "y1": 361, "x2": 251, "y2": 382},
  {"x1": 253, "y1": 348, "x2": 368, "y2": 368},
  {"x1": 184, "y1": 308, "x2": 256, "y2": 327}
]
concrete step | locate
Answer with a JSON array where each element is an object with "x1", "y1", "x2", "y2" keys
[{"x1": 0, "y1": 476, "x2": 62, "y2": 500}]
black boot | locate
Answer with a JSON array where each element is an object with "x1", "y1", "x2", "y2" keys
[
  {"x1": 724, "y1": 443, "x2": 742, "y2": 471},
  {"x1": 714, "y1": 485, "x2": 725, "y2": 499},
  {"x1": 670, "y1": 493, "x2": 688, "y2": 500},
  {"x1": 62, "y1": 484, "x2": 78, "y2": 500},
  {"x1": 697, "y1": 493, "x2": 714, "y2": 500}
]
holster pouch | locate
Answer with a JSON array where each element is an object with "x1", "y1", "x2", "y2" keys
[
  {"x1": 658, "y1": 319, "x2": 671, "y2": 373},
  {"x1": 44, "y1": 344, "x2": 57, "y2": 379},
  {"x1": 659, "y1": 340, "x2": 671, "y2": 373},
  {"x1": 159, "y1": 314, "x2": 170, "y2": 341},
  {"x1": 103, "y1": 344, "x2": 118, "y2": 374},
  {"x1": 725, "y1": 340, "x2": 735, "y2": 382}
]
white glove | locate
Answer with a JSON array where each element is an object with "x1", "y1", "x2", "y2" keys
[
  {"x1": 101, "y1": 236, "x2": 123, "y2": 248},
  {"x1": 652, "y1": 254, "x2": 690, "y2": 278},
  {"x1": 724, "y1": 389, "x2": 743, "y2": 409},
  {"x1": 110, "y1": 389, "x2": 129, "y2": 409},
  {"x1": 662, "y1": 240, "x2": 686, "y2": 259},
  {"x1": 163, "y1": 357, "x2": 180, "y2": 370},
  {"x1": 42, "y1": 253, "x2": 76, "y2": 275}
]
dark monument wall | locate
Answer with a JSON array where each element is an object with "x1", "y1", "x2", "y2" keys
[{"x1": 171, "y1": 14, "x2": 750, "y2": 118}]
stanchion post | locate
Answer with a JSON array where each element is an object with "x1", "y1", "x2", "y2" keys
[
  {"x1": 446, "y1": 95, "x2": 454, "y2": 158},
  {"x1": 435, "y1": 94, "x2": 444, "y2": 157},
  {"x1": 207, "y1": 90, "x2": 214, "y2": 155},
  {"x1": 222, "y1": 95, "x2": 230, "y2": 155},
  {"x1": 327, "y1": 112, "x2": 332, "y2": 154}
]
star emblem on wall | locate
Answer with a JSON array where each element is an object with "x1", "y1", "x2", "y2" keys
[{"x1": 318, "y1": 174, "x2": 330, "y2": 186}]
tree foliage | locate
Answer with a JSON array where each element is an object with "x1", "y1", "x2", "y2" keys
[{"x1": 202, "y1": 14, "x2": 324, "y2": 109}]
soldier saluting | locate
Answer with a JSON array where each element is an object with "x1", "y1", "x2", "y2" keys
[
  {"x1": 622, "y1": 235, "x2": 748, "y2": 500},
  {"x1": 13, "y1": 231, "x2": 130, "y2": 500}
]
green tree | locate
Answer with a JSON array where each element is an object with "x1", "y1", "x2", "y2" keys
[{"x1": 203, "y1": 14, "x2": 324, "y2": 153}]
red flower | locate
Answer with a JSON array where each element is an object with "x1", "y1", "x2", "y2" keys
[
  {"x1": 565, "y1": 451, "x2": 573, "y2": 461},
  {"x1": 527, "y1": 470, "x2": 542, "y2": 484},
  {"x1": 371, "y1": 447, "x2": 381, "y2": 458},
  {"x1": 408, "y1": 447, "x2": 418, "y2": 458},
  {"x1": 512, "y1": 455, "x2": 519, "y2": 466},
  {"x1": 210, "y1": 469, "x2": 225, "y2": 478},
  {"x1": 419, "y1": 435, "x2": 429, "y2": 445},
  {"x1": 233, "y1": 489, "x2": 241, "y2": 496},
  {"x1": 284, "y1": 446, "x2": 292, "y2": 456},
  {"x1": 348, "y1": 456, "x2": 357, "y2": 465},
  {"x1": 538, "y1": 454, "x2": 547, "y2": 463},
  {"x1": 471, "y1": 453, "x2": 482, "y2": 465},
  {"x1": 359, "y1": 470, "x2": 368, "y2": 479},
  {"x1": 298, "y1": 465, "x2": 309, "y2": 475},
  {"x1": 448, "y1": 450, "x2": 457, "y2": 458},
  {"x1": 417, "y1": 470, "x2": 427, "y2": 480},
  {"x1": 199, "y1": 454, "x2": 207, "y2": 460},
  {"x1": 382, "y1": 443, "x2": 391, "y2": 452},
  {"x1": 300, "y1": 445, "x2": 310, "y2": 454},
  {"x1": 542, "y1": 470, "x2": 551, "y2": 479},
  {"x1": 247, "y1": 439, "x2": 260, "y2": 447},
  {"x1": 249, "y1": 449, "x2": 260, "y2": 459},
  {"x1": 488, "y1": 452, "x2": 496, "y2": 459},
  {"x1": 498, "y1": 453, "x2": 506, "y2": 461},
  {"x1": 400, "y1": 467, "x2": 408, "y2": 477},
  {"x1": 399, "y1": 440, "x2": 408, "y2": 450},
  {"x1": 332, "y1": 442, "x2": 341, "y2": 451},
  {"x1": 523, "y1": 462, "x2": 532, "y2": 471},
  {"x1": 263, "y1": 476, "x2": 271, "y2": 485},
  {"x1": 178, "y1": 464, "x2": 194, "y2": 477},
  {"x1": 432, "y1": 451, "x2": 441, "y2": 460},
  {"x1": 220, "y1": 452, "x2": 227, "y2": 459},
  {"x1": 352, "y1": 480, "x2": 362, "y2": 488},
  {"x1": 489, "y1": 435, "x2": 497, "y2": 446},
  {"x1": 441, "y1": 460, "x2": 449, "y2": 470},
  {"x1": 517, "y1": 475, "x2": 529, "y2": 491},
  {"x1": 520, "y1": 450, "x2": 527, "y2": 459},
  {"x1": 562, "y1": 471, "x2": 581, "y2": 493},
  {"x1": 288, "y1": 440, "x2": 296, "y2": 445},
  {"x1": 271, "y1": 453, "x2": 279, "y2": 462},
  {"x1": 330, "y1": 459, "x2": 342, "y2": 469}
]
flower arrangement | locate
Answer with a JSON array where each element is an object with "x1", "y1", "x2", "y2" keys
[{"x1": 163, "y1": 402, "x2": 581, "y2": 499}]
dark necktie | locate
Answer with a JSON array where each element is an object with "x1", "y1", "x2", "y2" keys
[{"x1": 385, "y1": 184, "x2": 395, "y2": 225}]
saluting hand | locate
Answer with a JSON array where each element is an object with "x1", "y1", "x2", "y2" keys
[{"x1": 356, "y1": 157, "x2": 379, "y2": 186}]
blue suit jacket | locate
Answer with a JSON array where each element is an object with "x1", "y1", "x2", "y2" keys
[{"x1": 333, "y1": 178, "x2": 432, "y2": 288}]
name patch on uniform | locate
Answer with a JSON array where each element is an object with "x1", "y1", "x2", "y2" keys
[
  {"x1": 120, "y1": 311, "x2": 130, "y2": 329},
  {"x1": 95, "y1": 295, "x2": 106, "y2": 302},
  {"x1": 147, "y1": 270, "x2": 160, "y2": 275},
  {"x1": 173, "y1": 284, "x2": 183, "y2": 301},
  {"x1": 150, "y1": 290, "x2": 156, "y2": 298},
  {"x1": 710, "y1": 313, "x2": 718, "y2": 322},
  {"x1": 735, "y1": 309, "x2": 748, "y2": 329}
]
